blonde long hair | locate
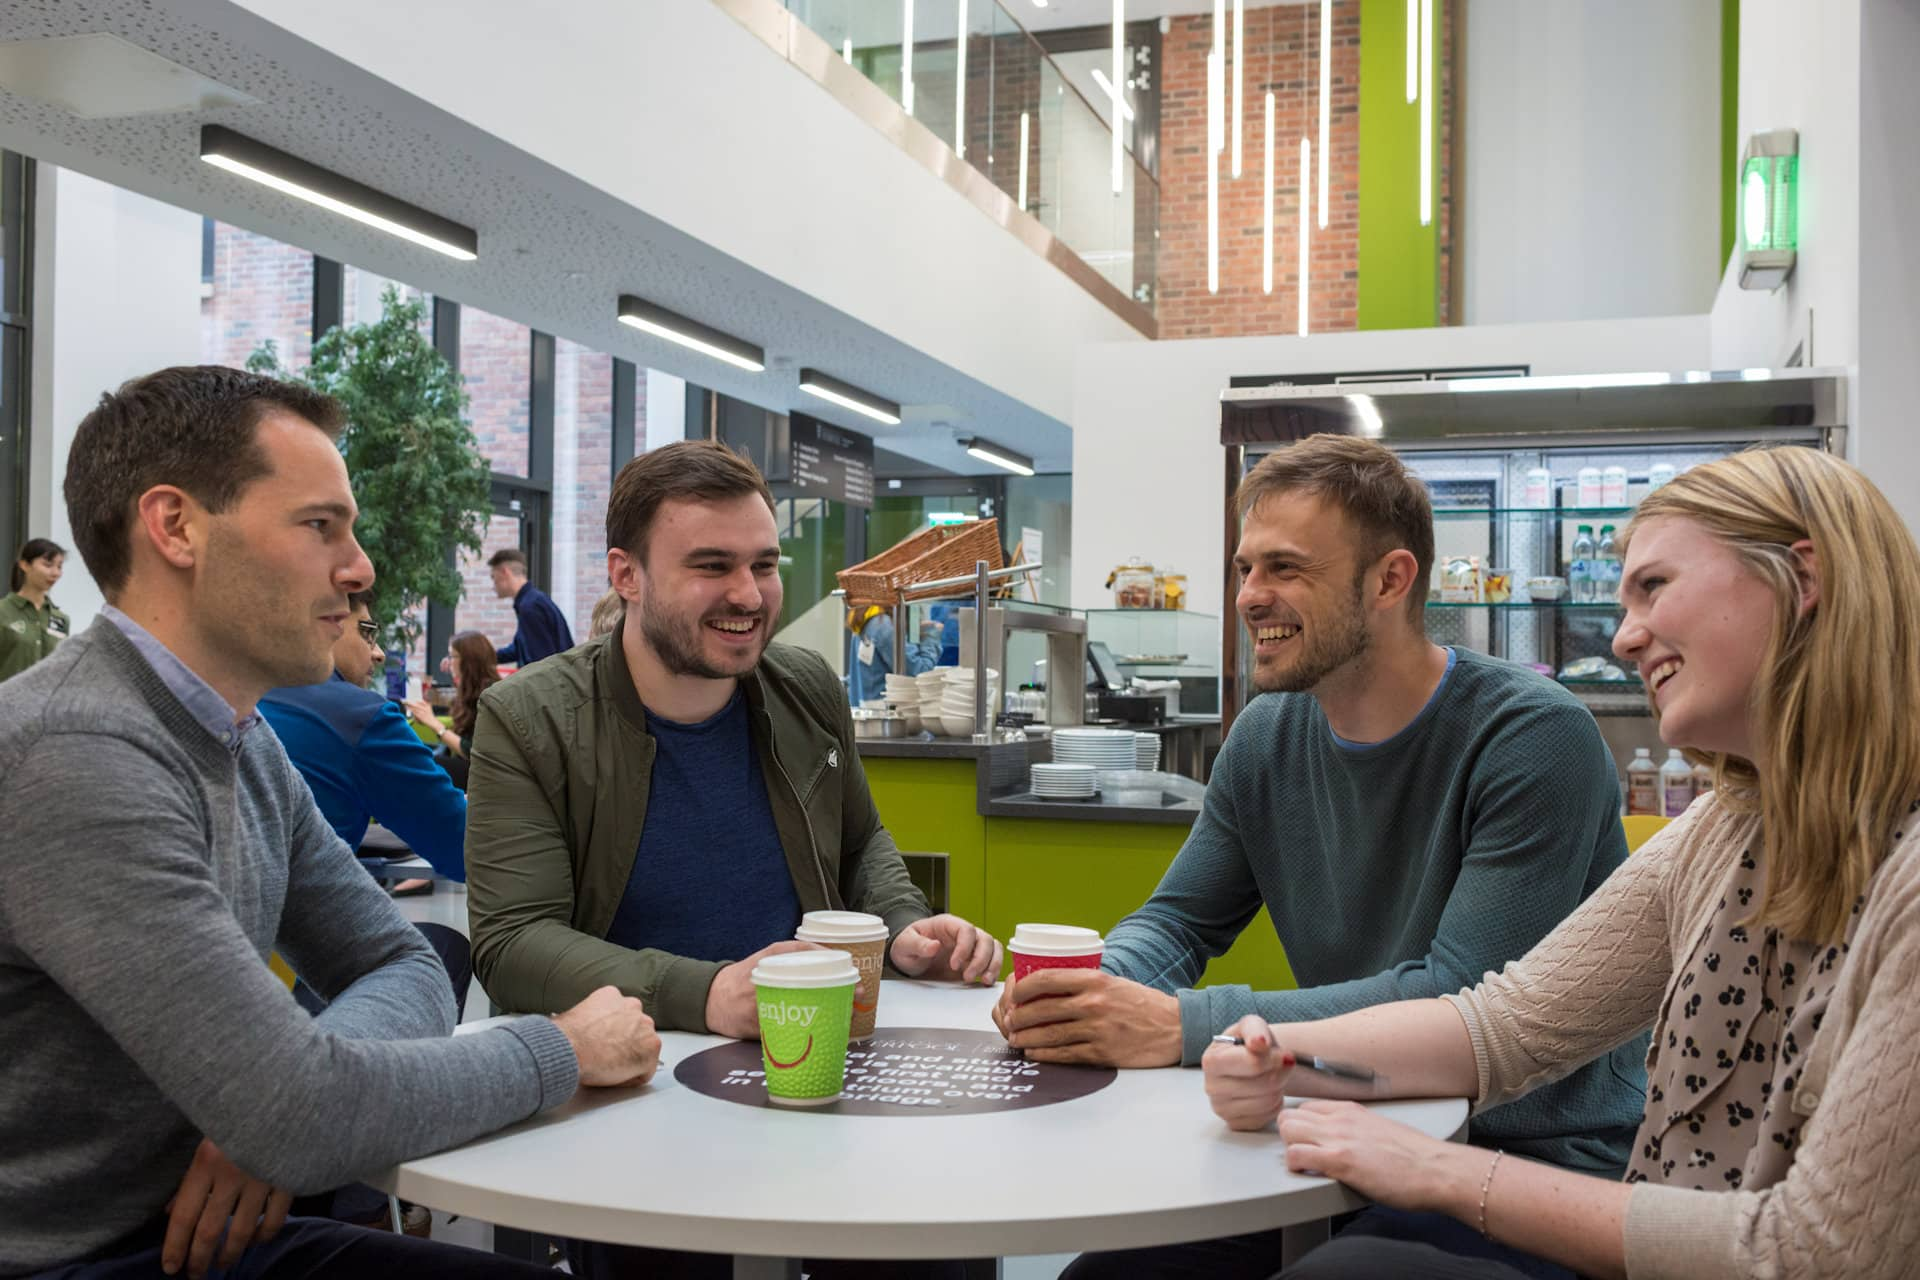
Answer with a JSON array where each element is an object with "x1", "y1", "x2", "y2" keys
[{"x1": 1621, "y1": 447, "x2": 1920, "y2": 942}]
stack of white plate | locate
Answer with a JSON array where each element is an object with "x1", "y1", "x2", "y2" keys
[
  {"x1": 1134, "y1": 732, "x2": 1162, "y2": 771},
  {"x1": 884, "y1": 674, "x2": 918, "y2": 702},
  {"x1": 1052, "y1": 727, "x2": 1139, "y2": 770},
  {"x1": 1030, "y1": 762, "x2": 1097, "y2": 800}
]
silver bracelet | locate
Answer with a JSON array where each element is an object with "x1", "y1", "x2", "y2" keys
[{"x1": 1478, "y1": 1150, "x2": 1505, "y2": 1239}]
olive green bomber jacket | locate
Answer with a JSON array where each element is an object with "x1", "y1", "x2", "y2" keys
[{"x1": 466, "y1": 621, "x2": 930, "y2": 1031}]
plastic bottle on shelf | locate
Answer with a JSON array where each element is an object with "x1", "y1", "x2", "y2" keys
[
  {"x1": 1601, "y1": 464, "x2": 1630, "y2": 507},
  {"x1": 1596, "y1": 525, "x2": 1621, "y2": 602},
  {"x1": 1523, "y1": 467, "x2": 1553, "y2": 508},
  {"x1": 1576, "y1": 467, "x2": 1604, "y2": 508},
  {"x1": 1569, "y1": 525, "x2": 1596, "y2": 603},
  {"x1": 1660, "y1": 748, "x2": 1694, "y2": 816},
  {"x1": 1626, "y1": 747, "x2": 1661, "y2": 815},
  {"x1": 1693, "y1": 760, "x2": 1714, "y2": 794},
  {"x1": 1648, "y1": 462, "x2": 1678, "y2": 492}
]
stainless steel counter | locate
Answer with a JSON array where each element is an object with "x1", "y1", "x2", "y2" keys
[{"x1": 855, "y1": 735, "x2": 1202, "y2": 826}]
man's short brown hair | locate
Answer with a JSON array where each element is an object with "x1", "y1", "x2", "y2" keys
[
  {"x1": 63, "y1": 366, "x2": 345, "y2": 596},
  {"x1": 1236, "y1": 433, "x2": 1434, "y2": 621},
  {"x1": 486, "y1": 547, "x2": 528, "y2": 573},
  {"x1": 606, "y1": 441, "x2": 776, "y2": 566}
]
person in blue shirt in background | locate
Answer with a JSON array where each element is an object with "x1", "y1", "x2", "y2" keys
[
  {"x1": 488, "y1": 547, "x2": 574, "y2": 667},
  {"x1": 845, "y1": 604, "x2": 939, "y2": 704},
  {"x1": 259, "y1": 590, "x2": 467, "y2": 892}
]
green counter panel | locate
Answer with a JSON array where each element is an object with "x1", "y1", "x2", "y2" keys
[
  {"x1": 983, "y1": 818, "x2": 1296, "y2": 992},
  {"x1": 863, "y1": 756, "x2": 988, "y2": 927}
]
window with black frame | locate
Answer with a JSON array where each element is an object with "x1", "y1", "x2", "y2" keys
[{"x1": 0, "y1": 151, "x2": 33, "y2": 554}]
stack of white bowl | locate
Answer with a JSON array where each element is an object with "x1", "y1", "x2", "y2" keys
[
  {"x1": 1134, "y1": 732, "x2": 1162, "y2": 771},
  {"x1": 1052, "y1": 727, "x2": 1140, "y2": 770},
  {"x1": 1029, "y1": 762, "x2": 1097, "y2": 800},
  {"x1": 883, "y1": 674, "x2": 922, "y2": 734},
  {"x1": 933, "y1": 667, "x2": 999, "y2": 738}
]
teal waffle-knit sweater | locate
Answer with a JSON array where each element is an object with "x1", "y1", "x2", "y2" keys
[{"x1": 1104, "y1": 646, "x2": 1647, "y2": 1176}]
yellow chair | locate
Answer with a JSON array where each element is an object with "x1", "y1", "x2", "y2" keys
[
  {"x1": 1621, "y1": 814, "x2": 1671, "y2": 854},
  {"x1": 268, "y1": 952, "x2": 297, "y2": 990}
]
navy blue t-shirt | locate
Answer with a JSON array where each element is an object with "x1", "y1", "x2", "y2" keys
[{"x1": 604, "y1": 690, "x2": 801, "y2": 961}]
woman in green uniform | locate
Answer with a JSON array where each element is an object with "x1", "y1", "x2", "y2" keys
[{"x1": 0, "y1": 538, "x2": 69, "y2": 681}]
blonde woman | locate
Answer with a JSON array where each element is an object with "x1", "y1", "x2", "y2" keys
[
  {"x1": 1203, "y1": 446, "x2": 1920, "y2": 1280},
  {"x1": 587, "y1": 586, "x2": 624, "y2": 641}
]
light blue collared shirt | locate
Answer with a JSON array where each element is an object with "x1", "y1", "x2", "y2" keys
[{"x1": 101, "y1": 606, "x2": 262, "y2": 754}]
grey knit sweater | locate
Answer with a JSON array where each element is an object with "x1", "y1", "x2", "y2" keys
[{"x1": 0, "y1": 620, "x2": 578, "y2": 1275}]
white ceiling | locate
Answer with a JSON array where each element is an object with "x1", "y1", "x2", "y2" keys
[{"x1": 0, "y1": 0, "x2": 1092, "y2": 475}]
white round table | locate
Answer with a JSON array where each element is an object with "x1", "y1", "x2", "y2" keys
[{"x1": 384, "y1": 981, "x2": 1466, "y2": 1278}]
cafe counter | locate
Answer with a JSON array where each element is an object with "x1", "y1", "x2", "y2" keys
[{"x1": 858, "y1": 735, "x2": 1294, "y2": 992}]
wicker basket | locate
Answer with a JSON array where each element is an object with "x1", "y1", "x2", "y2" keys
[{"x1": 838, "y1": 518, "x2": 1006, "y2": 610}]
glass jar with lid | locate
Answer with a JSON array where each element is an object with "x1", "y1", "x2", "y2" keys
[
  {"x1": 1107, "y1": 558, "x2": 1156, "y2": 609},
  {"x1": 1155, "y1": 569, "x2": 1188, "y2": 611}
]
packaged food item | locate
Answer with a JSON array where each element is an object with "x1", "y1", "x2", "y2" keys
[
  {"x1": 1440, "y1": 555, "x2": 1481, "y2": 603},
  {"x1": 1648, "y1": 462, "x2": 1677, "y2": 491},
  {"x1": 1158, "y1": 570, "x2": 1188, "y2": 611},
  {"x1": 1526, "y1": 575, "x2": 1568, "y2": 601},
  {"x1": 1576, "y1": 467, "x2": 1604, "y2": 507},
  {"x1": 1601, "y1": 465, "x2": 1630, "y2": 507},
  {"x1": 1523, "y1": 467, "x2": 1553, "y2": 508},
  {"x1": 1484, "y1": 567, "x2": 1513, "y2": 603},
  {"x1": 1106, "y1": 558, "x2": 1155, "y2": 609}
]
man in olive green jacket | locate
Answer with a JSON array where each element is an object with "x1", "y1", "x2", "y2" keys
[{"x1": 467, "y1": 442, "x2": 1002, "y2": 1040}]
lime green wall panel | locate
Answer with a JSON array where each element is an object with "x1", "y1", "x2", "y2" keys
[
  {"x1": 1357, "y1": 0, "x2": 1440, "y2": 330},
  {"x1": 983, "y1": 817, "x2": 1296, "y2": 991},
  {"x1": 864, "y1": 756, "x2": 988, "y2": 927},
  {"x1": 1720, "y1": 0, "x2": 1740, "y2": 272}
]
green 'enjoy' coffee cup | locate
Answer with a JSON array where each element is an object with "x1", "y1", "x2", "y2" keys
[{"x1": 752, "y1": 950, "x2": 859, "y2": 1106}]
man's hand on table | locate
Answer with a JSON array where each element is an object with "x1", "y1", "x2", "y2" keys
[
  {"x1": 553, "y1": 985, "x2": 661, "y2": 1087},
  {"x1": 888, "y1": 914, "x2": 1003, "y2": 985},
  {"x1": 705, "y1": 940, "x2": 822, "y2": 1039},
  {"x1": 162, "y1": 1138, "x2": 291, "y2": 1278},
  {"x1": 992, "y1": 969, "x2": 1183, "y2": 1067}
]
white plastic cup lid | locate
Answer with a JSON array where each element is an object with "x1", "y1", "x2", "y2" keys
[
  {"x1": 1009, "y1": 923, "x2": 1105, "y2": 956},
  {"x1": 795, "y1": 911, "x2": 889, "y2": 944},
  {"x1": 752, "y1": 950, "x2": 859, "y2": 988}
]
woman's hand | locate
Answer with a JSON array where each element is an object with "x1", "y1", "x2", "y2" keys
[
  {"x1": 1277, "y1": 1099, "x2": 1480, "y2": 1215},
  {"x1": 1201, "y1": 1014, "x2": 1296, "y2": 1130},
  {"x1": 402, "y1": 698, "x2": 440, "y2": 729}
]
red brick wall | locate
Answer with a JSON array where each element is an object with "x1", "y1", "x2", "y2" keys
[
  {"x1": 1156, "y1": 4, "x2": 1361, "y2": 339},
  {"x1": 459, "y1": 306, "x2": 532, "y2": 478},
  {"x1": 199, "y1": 221, "x2": 313, "y2": 369}
]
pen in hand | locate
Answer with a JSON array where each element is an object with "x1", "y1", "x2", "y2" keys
[{"x1": 1210, "y1": 1034, "x2": 1380, "y2": 1086}]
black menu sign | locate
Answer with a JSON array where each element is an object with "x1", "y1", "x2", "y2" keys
[{"x1": 790, "y1": 415, "x2": 875, "y2": 508}]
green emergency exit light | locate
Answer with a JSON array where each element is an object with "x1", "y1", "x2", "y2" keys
[{"x1": 1739, "y1": 128, "x2": 1799, "y2": 290}]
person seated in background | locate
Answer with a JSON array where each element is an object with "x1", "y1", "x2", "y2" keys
[
  {"x1": 589, "y1": 584, "x2": 624, "y2": 640},
  {"x1": 259, "y1": 590, "x2": 468, "y2": 891},
  {"x1": 488, "y1": 545, "x2": 573, "y2": 667},
  {"x1": 1204, "y1": 445, "x2": 1920, "y2": 1280},
  {"x1": 405, "y1": 628, "x2": 500, "y2": 791},
  {"x1": 844, "y1": 603, "x2": 939, "y2": 704},
  {"x1": 0, "y1": 536, "x2": 70, "y2": 682},
  {"x1": 0, "y1": 365, "x2": 659, "y2": 1280},
  {"x1": 997, "y1": 434, "x2": 1645, "y2": 1280}
]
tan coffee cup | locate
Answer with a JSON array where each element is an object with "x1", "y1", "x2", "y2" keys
[{"x1": 795, "y1": 910, "x2": 890, "y2": 1040}]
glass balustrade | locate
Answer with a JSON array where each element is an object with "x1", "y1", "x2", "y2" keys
[{"x1": 784, "y1": 0, "x2": 1157, "y2": 310}]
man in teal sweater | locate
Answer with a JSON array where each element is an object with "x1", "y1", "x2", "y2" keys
[{"x1": 998, "y1": 435, "x2": 1644, "y2": 1279}]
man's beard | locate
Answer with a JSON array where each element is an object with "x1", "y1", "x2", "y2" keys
[
  {"x1": 640, "y1": 582, "x2": 768, "y2": 680},
  {"x1": 1252, "y1": 575, "x2": 1371, "y2": 694}
]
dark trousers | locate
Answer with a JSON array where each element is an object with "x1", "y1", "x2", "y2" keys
[
  {"x1": 29, "y1": 1216, "x2": 551, "y2": 1279},
  {"x1": 566, "y1": 1239, "x2": 970, "y2": 1279},
  {"x1": 1060, "y1": 1206, "x2": 1573, "y2": 1280}
]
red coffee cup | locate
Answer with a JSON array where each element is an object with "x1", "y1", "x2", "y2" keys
[{"x1": 1009, "y1": 923, "x2": 1104, "y2": 984}]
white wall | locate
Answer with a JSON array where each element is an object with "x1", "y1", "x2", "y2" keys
[
  {"x1": 28, "y1": 167, "x2": 204, "y2": 630},
  {"x1": 1707, "y1": 0, "x2": 1862, "y2": 372},
  {"x1": 1070, "y1": 315, "x2": 1711, "y2": 618},
  {"x1": 1463, "y1": 0, "x2": 1723, "y2": 325}
]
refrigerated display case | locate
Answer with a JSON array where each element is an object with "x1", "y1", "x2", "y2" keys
[{"x1": 1216, "y1": 368, "x2": 1848, "y2": 734}]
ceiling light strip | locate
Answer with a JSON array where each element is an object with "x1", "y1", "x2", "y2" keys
[
  {"x1": 799, "y1": 369, "x2": 903, "y2": 426},
  {"x1": 961, "y1": 436, "x2": 1036, "y2": 476},
  {"x1": 616, "y1": 295, "x2": 765, "y2": 373},
  {"x1": 1111, "y1": 0, "x2": 1124, "y2": 194},
  {"x1": 198, "y1": 126, "x2": 477, "y2": 261},
  {"x1": 1318, "y1": 0, "x2": 1330, "y2": 229},
  {"x1": 1019, "y1": 111, "x2": 1031, "y2": 209},
  {"x1": 1298, "y1": 137, "x2": 1311, "y2": 336},
  {"x1": 1208, "y1": 132, "x2": 1220, "y2": 294},
  {"x1": 1091, "y1": 68, "x2": 1135, "y2": 121},
  {"x1": 1418, "y1": 0, "x2": 1433, "y2": 226},
  {"x1": 956, "y1": 1, "x2": 968, "y2": 159},
  {"x1": 1263, "y1": 91, "x2": 1275, "y2": 295},
  {"x1": 903, "y1": 0, "x2": 916, "y2": 116},
  {"x1": 1232, "y1": 0, "x2": 1244, "y2": 179}
]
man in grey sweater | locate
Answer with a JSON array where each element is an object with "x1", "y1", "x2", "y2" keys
[{"x1": 0, "y1": 367, "x2": 661, "y2": 1279}]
